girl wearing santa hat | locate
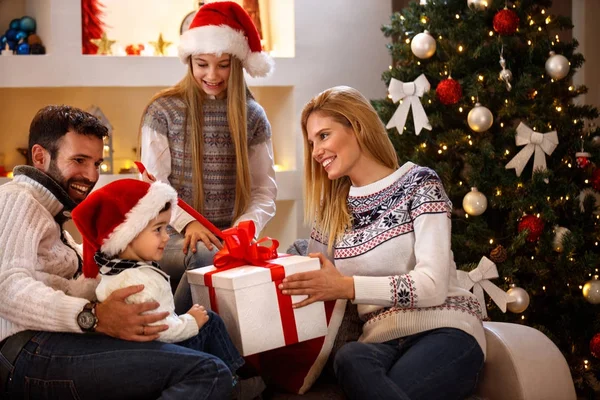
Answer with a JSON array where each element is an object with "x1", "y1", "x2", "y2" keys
[{"x1": 138, "y1": 1, "x2": 277, "y2": 314}]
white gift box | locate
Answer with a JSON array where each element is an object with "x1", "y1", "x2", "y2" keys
[{"x1": 187, "y1": 255, "x2": 328, "y2": 356}]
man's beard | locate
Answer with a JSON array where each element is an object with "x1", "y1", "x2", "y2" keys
[{"x1": 46, "y1": 159, "x2": 96, "y2": 204}]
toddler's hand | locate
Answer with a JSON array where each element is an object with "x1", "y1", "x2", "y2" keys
[{"x1": 188, "y1": 304, "x2": 209, "y2": 329}]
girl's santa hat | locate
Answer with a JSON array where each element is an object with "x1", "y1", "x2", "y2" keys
[
  {"x1": 72, "y1": 179, "x2": 178, "y2": 278},
  {"x1": 178, "y1": 1, "x2": 274, "y2": 77}
]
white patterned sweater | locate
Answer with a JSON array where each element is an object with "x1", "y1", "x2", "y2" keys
[{"x1": 310, "y1": 162, "x2": 486, "y2": 354}]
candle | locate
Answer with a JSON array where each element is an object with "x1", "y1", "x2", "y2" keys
[{"x1": 1, "y1": 43, "x2": 14, "y2": 56}]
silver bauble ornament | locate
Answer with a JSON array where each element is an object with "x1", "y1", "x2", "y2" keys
[
  {"x1": 462, "y1": 187, "x2": 488, "y2": 216},
  {"x1": 545, "y1": 51, "x2": 570, "y2": 80},
  {"x1": 411, "y1": 30, "x2": 436, "y2": 59},
  {"x1": 467, "y1": 0, "x2": 488, "y2": 10},
  {"x1": 506, "y1": 285, "x2": 530, "y2": 313},
  {"x1": 552, "y1": 226, "x2": 571, "y2": 253},
  {"x1": 467, "y1": 103, "x2": 494, "y2": 132},
  {"x1": 583, "y1": 275, "x2": 600, "y2": 304}
]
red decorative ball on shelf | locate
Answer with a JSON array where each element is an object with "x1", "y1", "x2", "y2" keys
[
  {"x1": 125, "y1": 44, "x2": 145, "y2": 56},
  {"x1": 436, "y1": 78, "x2": 462, "y2": 105},
  {"x1": 493, "y1": 8, "x2": 520, "y2": 36},
  {"x1": 592, "y1": 168, "x2": 600, "y2": 192},
  {"x1": 518, "y1": 214, "x2": 544, "y2": 242},
  {"x1": 590, "y1": 333, "x2": 600, "y2": 358}
]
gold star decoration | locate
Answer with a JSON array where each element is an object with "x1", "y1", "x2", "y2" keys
[
  {"x1": 90, "y1": 32, "x2": 116, "y2": 55},
  {"x1": 149, "y1": 33, "x2": 172, "y2": 56}
]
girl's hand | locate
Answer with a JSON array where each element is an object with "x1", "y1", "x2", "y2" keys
[
  {"x1": 278, "y1": 252, "x2": 355, "y2": 308},
  {"x1": 182, "y1": 221, "x2": 223, "y2": 254}
]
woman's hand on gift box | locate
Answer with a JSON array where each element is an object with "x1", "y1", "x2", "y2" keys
[
  {"x1": 279, "y1": 252, "x2": 355, "y2": 308},
  {"x1": 183, "y1": 221, "x2": 223, "y2": 253}
]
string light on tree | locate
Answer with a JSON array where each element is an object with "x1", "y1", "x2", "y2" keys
[
  {"x1": 468, "y1": 103, "x2": 494, "y2": 132},
  {"x1": 411, "y1": 30, "x2": 437, "y2": 59},
  {"x1": 463, "y1": 187, "x2": 488, "y2": 216},
  {"x1": 545, "y1": 51, "x2": 570, "y2": 80},
  {"x1": 506, "y1": 284, "x2": 530, "y2": 313}
]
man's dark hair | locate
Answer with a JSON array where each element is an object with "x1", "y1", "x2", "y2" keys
[{"x1": 28, "y1": 105, "x2": 109, "y2": 162}]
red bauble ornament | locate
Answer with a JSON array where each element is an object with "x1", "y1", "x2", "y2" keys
[
  {"x1": 493, "y1": 8, "x2": 520, "y2": 36},
  {"x1": 125, "y1": 44, "x2": 145, "y2": 56},
  {"x1": 592, "y1": 168, "x2": 600, "y2": 191},
  {"x1": 436, "y1": 78, "x2": 462, "y2": 105},
  {"x1": 518, "y1": 214, "x2": 544, "y2": 242},
  {"x1": 590, "y1": 333, "x2": 600, "y2": 358}
]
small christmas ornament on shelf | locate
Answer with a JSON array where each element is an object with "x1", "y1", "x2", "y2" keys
[
  {"x1": 125, "y1": 44, "x2": 145, "y2": 56},
  {"x1": 490, "y1": 245, "x2": 507, "y2": 263},
  {"x1": 411, "y1": 30, "x2": 436, "y2": 59},
  {"x1": 0, "y1": 16, "x2": 44, "y2": 55},
  {"x1": 505, "y1": 122, "x2": 558, "y2": 182},
  {"x1": 467, "y1": 0, "x2": 488, "y2": 11},
  {"x1": 436, "y1": 76, "x2": 462, "y2": 105},
  {"x1": 518, "y1": 214, "x2": 544, "y2": 242},
  {"x1": 493, "y1": 6, "x2": 519, "y2": 36},
  {"x1": 90, "y1": 32, "x2": 116, "y2": 55},
  {"x1": 545, "y1": 51, "x2": 570, "y2": 81},
  {"x1": 583, "y1": 275, "x2": 600, "y2": 305},
  {"x1": 385, "y1": 74, "x2": 432, "y2": 136},
  {"x1": 506, "y1": 284, "x2": 530, "y2": 313},
  {"x1": 150, "y1": 33, "x2": 172, "y2": 56},
  {"x1": 467, "y1": 103, "x2": 494, "y2": 132},
  {"x1": 552, "y1": 226, "x2": 571, "y2": 253},
  {"x1": 462, "y1": 187, "x2": 488, "y2": 216}
]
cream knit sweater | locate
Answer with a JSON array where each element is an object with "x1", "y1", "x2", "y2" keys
[{"x1": 0, "y1": 167, "x2": 97, "y2": 342}]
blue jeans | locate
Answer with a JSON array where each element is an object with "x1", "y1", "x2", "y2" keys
[
  {"x1": 161, "y1": 233, "x2": 217, "y2": 314},
  {"x1": 334, "y1": 328, "x2": 484, "y2": 400},
  {"x1": 6, "y1": 332, "x2": 232, "y2": 400},
  {"x1": 178, "y1": 310, "x2": 244, "y2": 374}
]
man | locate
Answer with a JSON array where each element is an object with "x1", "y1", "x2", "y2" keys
[{"x1": 0, "y1": 105, "x2": 232, "y2": 399}]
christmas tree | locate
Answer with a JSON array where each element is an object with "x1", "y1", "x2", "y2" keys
[{"x1": 372, "y1": 0, "x2": 600, "y2": 396}]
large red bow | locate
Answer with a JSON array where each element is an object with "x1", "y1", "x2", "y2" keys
[{"x1": 214, "y1": 221, "x2": 279, "y2": 271}]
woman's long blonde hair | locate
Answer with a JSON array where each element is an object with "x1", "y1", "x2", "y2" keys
[
  {"x1": 139, "y1": 56, "x2": 251, "y2": 222},
  {"x1": 300, "y1": 86, "x2": 399, "y2": 253}
]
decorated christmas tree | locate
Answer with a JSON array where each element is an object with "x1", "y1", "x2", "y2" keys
[{"x1": 372, "y1": 0, "x2": 600, "y2": 396}]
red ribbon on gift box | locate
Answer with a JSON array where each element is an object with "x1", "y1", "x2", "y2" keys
[{"x1": 135, "y1": 161, "x2": 299, "y2": 347}]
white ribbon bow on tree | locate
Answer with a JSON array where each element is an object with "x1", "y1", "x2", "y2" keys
[
  {"x1": 457, "y1": 256, "x2": 514, "y2": 319},
  {"x1": 505, "y1": 122, "x2": 559, "y2": 180},
  {"x1": 386, "y1": 74, "x2": 432, "y2": 136}
]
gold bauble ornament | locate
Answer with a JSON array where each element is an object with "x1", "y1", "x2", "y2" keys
[
  {"x1": 583, "y1": 276, "x2": 600, "y2": 305},
  {"x1": 545, "y1": 51, "x2": 570, "y2": 80},
  {"x1": 467, "y1": 103, "x2": 494, "y2": 133},
  {"x1": 462, "y1": 187, "x2": 488, "y2": 216},
  {"x1": 411, "y1": 30, "x2": 436, "y2": 59}
]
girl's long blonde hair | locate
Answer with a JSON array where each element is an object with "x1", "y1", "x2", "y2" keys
[
  {"x1": 300, "y1": 86, "x2": 399, "y2": 253},
  {"x1": 139, "y1": 56, "x2": 251, "y2": 222}
]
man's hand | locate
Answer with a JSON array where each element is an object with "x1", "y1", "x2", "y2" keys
[
  {"x1": 278, "y1": 253, "x2": 355, "y2": 308},
  {"x1": 95, "y1": 285, "x2": 169, "y2": 342},
  {"x1": 182, "y1": 220, "x2": 223, "y2": 254}
]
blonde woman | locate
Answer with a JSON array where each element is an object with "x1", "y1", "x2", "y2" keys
[
  {"x1": 139, "y1": 1, "x2": 276, "y2": 313},
  {"x1": 280, "y1": 86, "x2": 485, "y2": 400}
]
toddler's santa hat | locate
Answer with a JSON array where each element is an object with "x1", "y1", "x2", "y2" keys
[
  {"x1": 72, "y1": 179, "x2": 178, "y2": 278},
  {"x1": 178, "y1": 1, "x2": 274, "y2": 77}
]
